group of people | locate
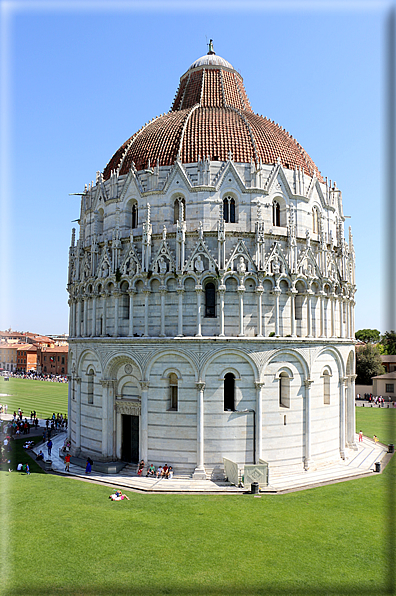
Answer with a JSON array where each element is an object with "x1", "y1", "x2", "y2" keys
[
  {"x1": 6, "y1": 372, "x2": 68, "y2": 383},
  {"x1": 356, "y1": 393, "x2": 395, "y2": 406},
  {"x1": 45, "y1": 413, "x2": 67, "y2": 431},
  {"x1": 137, "y1": 460, "x2": 174, "y2": 479},
  {"x1": 0, "y1": 404, "x2": 7, "y2": 414}
]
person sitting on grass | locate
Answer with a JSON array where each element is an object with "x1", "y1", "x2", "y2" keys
[
  {"x1": 146, "y1": 464, "x2": 155, "y2": 477},
  {"x1": 109, "y1": 490, "x2": 130, "y2": 501}
]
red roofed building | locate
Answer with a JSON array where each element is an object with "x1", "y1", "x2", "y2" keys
[{"x1": 37, "y1": 345, "x2": 68, "y2": 375}]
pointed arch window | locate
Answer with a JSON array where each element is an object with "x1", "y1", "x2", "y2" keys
[
  {"x1": 223, "y1": 196, "x2": 236, "y2": 223},
  {"x1": 174, "y1": 197, "x2": 186, "y2": 223},
  {"x1": 169, "y1": 373, "x2": 178, "y2": 411},
  {"x1": 224, "y1": 373, "x2": 235, "y2": 411},
  {"x1": 312, "y1": 207, "x2": 319, "y2": 234},
  {"x1": 132, "y1": 203, "x2": 138, "y2": 229},
  {"x1": 273, "y1": 201, "x2": 280, "y2": 227},
  {"x1": 205, "y1": 282, "x2": 216, "y2": 317}
]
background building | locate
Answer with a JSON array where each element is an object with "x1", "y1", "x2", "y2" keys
[{"x1": 67, "y1": 46, "x2": 356, "y2": 478}]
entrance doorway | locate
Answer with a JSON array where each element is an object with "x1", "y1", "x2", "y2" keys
[{"x1": 121, "y1": 414, "x2": 139, "y2": 462}]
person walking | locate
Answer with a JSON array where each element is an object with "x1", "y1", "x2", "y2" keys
[
  {"x1": 64, "y1": 453, "x2": 71, "y2": 472},
  {"x1": 359, "y1": 430, "x2": 363, "y2": 442},
  {"x1": 47, "y1": 438, "x2": 52, "y2": 458}
]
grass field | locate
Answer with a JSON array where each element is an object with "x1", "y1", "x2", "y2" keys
[
  {"x1": 0, "y1": 377, "x2": 68, "y2": 419},
  {"x1": 1, "y1": 404, "x2": 395, "y2": 595}
]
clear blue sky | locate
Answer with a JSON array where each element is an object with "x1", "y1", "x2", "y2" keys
[{"x1": 0, "y1": 1, "x2": 390, "y2": 335}]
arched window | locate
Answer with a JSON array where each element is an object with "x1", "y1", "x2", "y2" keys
[
  {"x1": 120, "y1": 282, "x2": 130, "y2": 320},
  {"x1": 87, "y1": 369, "x2": 94, "y2": 404},
  {"x1": 273, "y1": 201, "x2": 281, "y2": 227},
  {"x1": 132, "y1": 203, "x2": 138, "y2": 229},
  {"x1": 279, "y1": 372, "x2": 290, "y2": 408},
  {"x1": 205, "y1": 282, "x2": 216, "y2": 317},
  {"x1": 223, "y1": 196, "x2": 236, "y2": 223},
  {"x1": 174, "y1": 197, "x2": 186, "y2": 223},
  {"x1": 169, "y1": 373, "x2": 178, "y2": 411},
  {"x1": 96, "y1": 209, "x2": 104, "y2": 235},
  {"x1": 312, "y1": 207, "x2": 319, "y2": 234},
  {"x1": 323, "y1": 370, "x2": 331, "y2": 404},
  {"x1": 224, "y1": 373, "x2": 235, "y2": 411}
]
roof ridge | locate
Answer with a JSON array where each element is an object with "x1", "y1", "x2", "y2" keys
[{"x1": 177, "y1": 104, "x2": 201, "y2": 160}]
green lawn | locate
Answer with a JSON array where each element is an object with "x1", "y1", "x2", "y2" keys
[
  {"x1": 1, "y1": 407, "x2": 395, "y2": 596},
  {"x1": 356, "y1": 406, "x2": 396, "y2": 446},
  {"x1": 0, "y1": 377, "x2": 68, "y2": 419}
]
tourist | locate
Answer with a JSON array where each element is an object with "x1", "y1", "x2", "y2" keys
[
  {"x1": 162, "y1": 464, "x2": 169, "y2": 477},
  {"x1": 36, "y1": 450, "x2": 44, "y2": 461},
  {"x1": 85, "y1": 457, "x2": 93, "y2": 474},
  {"x1": 373, "y1": 435, "x2": 379, "y2": 444},
  {"x1": 156, "y1": 465, "x2": 163, "y2": 478},
  {"x1": 137, "y1": 460, "x2": 145, "y2": 476},
  {"x1": 146, "y1": 464, "x2": 155, "y2": 477},
  {"x1": 358, "y1": 430, "x2": 363, "y2": 442},
  {"x1": 109, "y1": 490, "x2": 129, "y2": 501},
  {"x1": 165, "y1": 466, "x2": 173, "y2": 479},
  {"x1": 47, "y1": 439, "x2": 52, "y2": 457},
  {"x1": 64, "y1": 453, "x2": 71, "y2": 472}
]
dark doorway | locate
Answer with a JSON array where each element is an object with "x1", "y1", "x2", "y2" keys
[{"x1": 122, "y1": 415, "x2": 139, "y2": 463}]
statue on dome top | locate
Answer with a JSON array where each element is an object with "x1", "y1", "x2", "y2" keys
[{"x1": 208, "y1": 39, "x2": 215, "y2": 55}]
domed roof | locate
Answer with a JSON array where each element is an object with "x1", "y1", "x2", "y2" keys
[{"x1": 103, "y1": 45, "x2": 322, "y2": 182}]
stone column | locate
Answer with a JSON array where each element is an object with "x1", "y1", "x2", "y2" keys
[
  {"x1": 76, "y1": 299, "x2": 82, "y2": 337},
  {"x1": 351, "y1": 300, "x2": 355, "y2": 338},
  {"x1": 83, "y1": 298, "x2": 88, "y2": 337},
  {"x1": 219, "y1": 285, "x2": 226, "y2": 337},
  {"x1": 238, "y1": 286, "x2": 245, "y2": 337},
  {"x1": 306, "y1": 292, "x2": 313, "y2": 338},
  {"x1": 304, "y1": 379, "x2": 314, "y2": 470},
  {"x1": 339, "y1": 299, "x2": 345, "y2": 338},
  {"x1": 255, "y1": 381, "x2": 264, "y2": 463},
  {"x1": 193, "y1": 381, "x2": 206, "y2": 479},
  {"x1": 160, "y1": 288, "x2": 166, "y2": 337},
  {"x1": 102, "y1": 293, "x2": 107, "y2": 336},
  {"x1": 74, "y1": 376, "x2": 81, "y2": 454},
  {"x1": 289, "y1": 290, "x2": 297, "y2": 338},
  {"x1": 113, "y1": 292, "x2": 120, "y2": 337},
  {"x1": 128, "y1": 290, "x2": 135, "y2": 337},
  {"x1": 141, "y1": 381, "x2": 149, "y2": 464},
  {"x1": 92, "y1": 294, "x2": 97, "y2": 337},
  {"x1": 143, "y1": 290, "x2": 150, "y2": 337},
  {"x1": 195, "y1": 285, "x2": 203, "y2": 337},
  {"x1": 330, "y1": 295, "x2": 336, "y2": 338},
  {"x1": 256, "y1": 286, "x2": 263, "y2": 337},
  {"x1": 100, "y1": 379, "x2": 114, "y2": 459},
  {"x1": 177, "y1": 288, "x2": 184, "y2": 336},
  {"x1": 68, "y1": 300, "x2": 73, "y2": 337},
  {"x1": 67, "y1": 374, "x2": 72, "y2": 440},
  {"x1": 339, "y1": 377, "x2": 347, "y2": 459},
  {"x1": 348, "y1": 300, "x2": 353, "y2": 339},
  {"x1": 273, "y1": 288, "x2": 281, "y2": 336},
  {"x1": 346, "y1": 374, "x2": 358, "y2": 449},
  {"x1": 319, "y1": 292, "x2": 326, "y2": 338}
]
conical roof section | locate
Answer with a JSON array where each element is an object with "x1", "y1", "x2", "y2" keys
[{"x1": 103, "y1": 44, "x2": 322, "y2": 181}]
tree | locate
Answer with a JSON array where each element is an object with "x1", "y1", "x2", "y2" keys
[
  {"x1": 355, "y1": 343, "x2": 385, "y2": 385},
  {"x1": 355, "y1": 329, "x2": 381, "y2": 344},
  {"x1": 379, "y1": 330, "x2": 396, "y2": 355}
]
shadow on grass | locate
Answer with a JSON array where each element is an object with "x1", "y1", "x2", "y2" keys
[
  {"x1": 0, "y1": 434, "x2": 45, "y2": 474},
  {"x1": 3, "y1": 584, "x2": 391, "y2": 596}
]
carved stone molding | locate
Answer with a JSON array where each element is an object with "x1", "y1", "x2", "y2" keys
[{"x1": 115, "y1": 400, "x2": 141, "y2": 416}]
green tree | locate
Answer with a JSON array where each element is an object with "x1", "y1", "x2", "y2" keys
[
  {"x1": 355, "y1": 329, "x2": 381, "y2": 343},
  {"x1": 379, "y1": 330, "x2": 396, "y2": 355},
  {"x1": 355, "y1": 343, "x2": 385, "y2": 385}
]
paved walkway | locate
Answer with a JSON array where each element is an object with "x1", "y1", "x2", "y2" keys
[{"x1": 27, "y1": 430, "x2": 390, "y2": 494}]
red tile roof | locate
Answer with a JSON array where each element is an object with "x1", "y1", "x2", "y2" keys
[{"x1": 103, "y1": 53, "x2": 322, "y2": 182}]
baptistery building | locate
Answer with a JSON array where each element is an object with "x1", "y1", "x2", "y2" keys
[{"x1": 67, "y1": 44, "x2": 357, "y2": 479}]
